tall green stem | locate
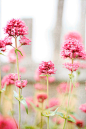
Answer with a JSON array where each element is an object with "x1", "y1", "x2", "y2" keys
[
  {"x1": 15, "y1": 37, "x2": 21, "y2": 129},
  {"x1": 41, "y1": 102, "x2": 43, "y2": 129},
  {"x1": 47, "y1": 116, "x2": 49, "y2": 129},
  {"x1": 63, "y1": 119, "x2": 66, "y2": 129},
  {"x1": 46, "y1": 75, "x2": 49, "y2": 106}
]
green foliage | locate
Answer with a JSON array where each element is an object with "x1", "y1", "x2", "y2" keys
[
  {"x1": 14, "y1": 91, "x2": 28, "y2": 114},
  {"x1": 15, "y1": 48, "x2": 23, "y2": 56},
  {"x1": 67, "y1": 115, "x2": 75, "y2": 123},
  {"x1": 0, "y1": 83, "x2": 6, "y2": 93}
]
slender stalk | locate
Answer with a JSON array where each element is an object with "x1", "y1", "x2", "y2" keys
[
  {"x1": 46, "y1": 75, "x2": 49, "y2": 106},
  {"x1": 63, "y1": 119, "x2": 66, "y2": 129},
  {"x1": 41, "y1": 102, "x2": 43, "y2": 129},
  {"x1": 47, "y1": 116, "x2": 49, "y2": 129},
  {"x1": 15, "y1": 37, "x2": 21, "y2": 129}
]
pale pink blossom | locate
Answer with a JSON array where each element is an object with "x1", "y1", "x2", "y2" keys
[
  {"x1": 63, "y1": 62, "x2": 79, "y2": 72},
  {"x1": 79, "y1": 103, "x2": 86, "y2": 113},
  {"x1": 0, "y1": 115, "x2": 18, "y2": 129},
  {"x1": 79, "y1": 63, "x2": 86, "y2": 69},
  {"x1": 34, "y1": 83, "x2": 47, "y2": 91},
  {"x1": 4, "y1": 19, "x2": 28, "y2": 37},
  {"x1": 65, "y1": 32, "x2": 82, "y2": 42},
  {"x1": 15, "y1": 80, "x2": 27, "y2": 89},
  {"x1": 8, "y1": 48, "x2": 25, "y2": 63},
  {"x1": 19, "y1": 36, "x2": 31, "y2": 45},
  {"x1": 45, "y1": 76, "x2": 55, "y2": 83},
  {"x1": 26, "y1": 97, "x2": 34, "y2": 109},
  {"x1": 2, "y1": 65, "x2": 10, "y2": 72},
  {"x1": 19, "y1": 67, "x2": 26, "y2": 73},
  {"x1": 49, "y1": 98, "x2": 60, "y2": 108},
  {"x1": 53, "y1": 117, "x2": 62, "y2": 125},
  {"x1": 39, "y1": 61, "x2": 57, "y2": 75},
  {"x1": 37, "y1": 93, "x2": 47, "y2": 103},
  {"x1": 61, "y1": 38, "x2": 86, "y2": 59}
]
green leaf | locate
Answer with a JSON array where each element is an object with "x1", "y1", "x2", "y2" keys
[
  {"x1": 20, "y1": 98, "x2": 28, "y2": 114},
  {"x1": 15, "y1": 48, "x2": 23, "y2": 56},
  {"x1": 42, "y1": 107, "x2": 59, "y2": 117},
  {"x1": 67, "y1": 115, "x2": 75, "y2": 123},
  {"x1": 56, "y1": 112, "x2": 65, "y2": 119},
  {"x1": 69, "y1": 74, "x2": 74, "y2": 80},
  {"x1": 13, "y1": 91, "x2": 19, "y2": 101},
  {"x1": 0, "y1": 83, "x2": 6, "y2": 93},
  {"x1": 0, "y1": 53, "x2": 5, "y2": 56},
  {"x1": 29, "y1": 101, "x2": 42, "y2": 112}
]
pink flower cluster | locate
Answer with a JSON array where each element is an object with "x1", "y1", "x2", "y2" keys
[
  {"x1": 15, "y1": 80, "x2": 27, "y2": 89},
  {"x1": 0, "y1": 115, "x2": 18, "y2": 129},
  {"x1": 19, "y1": 36, "x2": 31, "y2": 45},
  {"x1": 39, "y1": 61, "x2": 57, "y2": 75},
  {"x1": 4, "y1": 19, "x2": 28, "y2": 37},
  {"x1": 34, "y1": 83, "x2": 47, "y2": 91},
  {"x1": 1, "y1": 73, "x2": 20, "y2": 88},
  {"x1": 65, "y1": 32, "x2": 82, "y2": 42},
  {"x1": 79, "y1": 103, "x2": 86, "y2": 113},
  {"x1": 63, "y1": 62, "x2": 79, "y2": 72},
  {"x1": 25, "y1": 97, "x2": 34, "y2": 109},
  {"x1": 8, "y1": 48, "x2": 25, "y2": 63},
  {"x1": 61, "y1": 38, "x2": 86, "y2": 59},
  {"x1": 19, "y1": 67, "x2": 26, "y2": 73},
  {"x1": 76, "y1": 120, "x2": 84, "y2": 128},
  {"x1": 37, "y1": 93, "x2": 47, "y2": 103}
]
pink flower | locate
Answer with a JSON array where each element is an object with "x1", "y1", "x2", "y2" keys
[
  {"x1": 34, "y1": 83, "x2": 47, "y2": 91},
  {"x1": 19, "y1": 36, "x2": 31, "y2": 45},
  {"x1": 45, "y1": 76, "x2": 55, "y2": 83},
  {"x1": 49, "y1": 98, "x2": 60, "y2": 108},
  {"x1": 15, "y1": 80, "x2": 27, "y2": 89},
  {"x1": 53, "y1": 117, "x2": 62, "y2": 125},
  {"x1": 79, "y1": 63, "x2": 86, "y2": 69},
  {"x1": 26, "y1": 97, "x2": 34, "y2": 109},
  {"x1": 19, "y1": 67, "x2": 26, "y2": 73},
  {"x1": 0, "y1": 115, "x2": 18, "y2": 129},
  {"x1": 76, "y1": 120, "x2": 84, "y2": 128},
  {"x1": 2, "y1": 65, "x2": 10, "y2": 73},
  {"x1": 4, "y1": 36, "x2": 12, "y2": 45},
  {"x1": 37, "y1": 93, "x2": 47, "y2": 103},
  {"x1": 8, "y1": 48, "x2": 25, "y2": 63},
  {"x1": 65, "y1": 32, "x2": 82, "y2": 42},
  {"x1": 4, "y1": 19, "x2": 28, "y2": 37},
  {"x1": 63, "y1": 62, "x2": 79, "y2": 72},
  {"x1": 57, "y1": 83, "x2": 68, "y2": 93},
  {"x1": 39, "y1": 61, "x2": 57, "y2": 75},
  {"x1": 61, "y1": 38, "x2": 86, "y2": 59},
  {"x1": 0, "y1": 39, "x2": 6, "y2": 52},
  {"x1": 79, "y1": 103, "x2": 86, "y2": 113},
  {"x1": 1, "y1": 73, "x2": 20, "y2": 88}
]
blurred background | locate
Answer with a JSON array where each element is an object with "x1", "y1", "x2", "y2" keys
[{"x1": 0, "y1": 0, "x2": 86, "y2": 127}]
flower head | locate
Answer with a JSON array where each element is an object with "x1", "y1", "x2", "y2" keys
[
  {"x1": 2, "y1": 65, "x2": 10, "y2": 73},
  {"x1": 79, "y1": 103, "x2": 86, "y2": 113},
  {"x1": 4, "y1": 36, "x2": 12, "y2": 45},
  {"x1": 39, "y1": 61, "x2": 57, "y2": 75},
  {"x1": 0, "y1": 39, "x2": 6, "y2": 52},
  {"x1": 65, "y1": 32, "x2": 82, "y2": 42},
  {"x1": 34, "y1": 83, "x2": 47, "y2": 91},
  {"x1": 19, "y1": 36, "x2": 31, "y2": 45},
  {"x1": 76, "y1": 120, "x2": 84, "y2": 128},
  {"x1": 61, "y1": 38, "x2": 86, "y2": 59},
  {"x1": 15, "y1": 80, "x2": 27, "y2": 89},
  {"x1": 19, "y1": 67, "x2": 26, "y2": 73},
  {"x1": 63, "y1": 62, "x2": 79, "y2": 72},
  {"x1": 37, "y1": 93, "x2": 47, "y2": 103},
  {"x1": 4, "y1": 19, "x2": 28, "y2": 37}
]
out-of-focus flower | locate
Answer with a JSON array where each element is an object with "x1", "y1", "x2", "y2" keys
[
  {"x1": 34, "y1": 83, "x2": 47, "y2": 91},
  {"x1": 57, "y1": 83, "x2": 68, "y2": 93},
  {"x1": 4, "y1": 19, "x2": 28, "y2": 37},
  {"x1": 76, "y1": 120, "x2": 84, "y2": 128},
  {"x1": 53, "y1": 117, "x2": 62, "y2": 125},
  {"x1": 2, "y1": 65, "x2": 10, "y2": 73},
  {"x1": 19, "y1": 67, "x2": 26, "y2": 73},
  {"x1": 79, "y1": 63, "x2": 86, "y2": 69},
  {"x1": 61, "y1": 38, "x2": 86, "y2": 59},
  {"x1": 1, "y1": 73, "x2": 21, "y2": 88},
  {"x1": 45, "y1": 76, "x2": 55, "y2": 83},
  {"x1": 37, "y1": 93, "x2": 47, "y2": 103},
  {"x1": 49, "y1": 98, "x2": 60, "y2": 108},
  {"x1": 0, "y1": 115, "x2": 18, "y2": 129},
  {"x1": 79, "y1": 103, "x2": 86, "y2": 113},
  {"x1": 0, "y1": 39, "x2": 6, "y2": 52},
  {"x1": 15, "y1": 80, "x2": 27, "y2": 89},
  {"x1": 19, "y1": 36, "x2": 31, "y2": 45},
  {"x1": 39, "y1": 61, "x2": 57, "y2": 75},
  {"x1": 26, "y1": 97, "x2": 34, "y2": 109},
  {"x1": 65, "y1": 32, "x2": 82, "y2": 43},
  {"x1": 63, "y1": 62, "x2": 79, "y2": 72},
  {"x1": 8, "y1": 48, "x2": 25, "y2": 63}
]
